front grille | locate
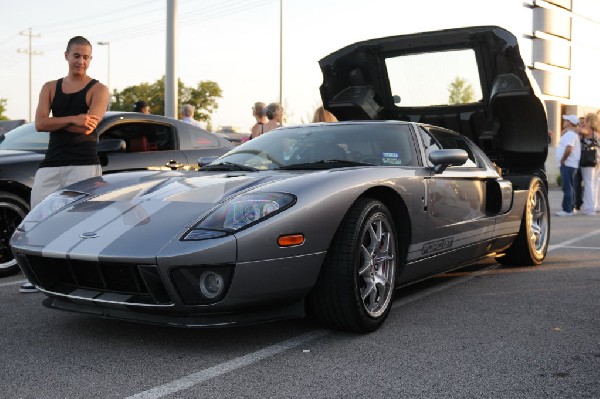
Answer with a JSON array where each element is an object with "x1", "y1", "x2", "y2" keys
[{"x1": 23, "y1": 255, "x2": 171, "y2": 305}]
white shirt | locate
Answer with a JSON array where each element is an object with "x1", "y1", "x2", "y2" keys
[
  {"x1": 556, "y1": 129, "x2": 580, "y2": 168},
  {"x1": 182, "y1": 116, "x2": 202, "y2": 127}
]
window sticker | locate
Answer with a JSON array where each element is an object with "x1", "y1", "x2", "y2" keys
[{"x1": 381, "y1": 152, "x2": 401, "y2": 165}]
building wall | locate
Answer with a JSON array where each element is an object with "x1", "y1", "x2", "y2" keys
[{"x1": 522, "y1": 0, "x2": 600, "y2": 185}]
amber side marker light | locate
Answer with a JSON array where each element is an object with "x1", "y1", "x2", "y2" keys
[{"x1": 278, "y1": 234, "x2": 305, "y2": 247}]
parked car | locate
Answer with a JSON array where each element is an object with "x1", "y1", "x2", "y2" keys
[
  {"x1": 10, "y1": 26, "x2": 550, "y2": 333},
  {"x1": 0, "y1": 120, "x2": 26, "y2": 135},
  {"x1": 0, "y1": 112, "x2": 233, "y2": 276}
]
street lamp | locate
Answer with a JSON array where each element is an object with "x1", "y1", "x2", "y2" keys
[
  {"x1": 279, "y1": 0, "x2": 283, "y2": 105},
  {"x1": 97, "y1": 41, "x2": 111, "y2": 110}
]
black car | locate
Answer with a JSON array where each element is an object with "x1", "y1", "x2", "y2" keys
[{"x1": 0, "y1": 112, "x2": 233, "y2": 276}]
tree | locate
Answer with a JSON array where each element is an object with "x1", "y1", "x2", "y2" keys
[
  {"x1": 448, "y1": 77, "x2": 475, "y2": 104},
  {"x1": 0, "y1": 98, "x2": 9, "y2": 120},
  {"x1": 111, "y1": 77, "x2": 222, "y2": 125}
]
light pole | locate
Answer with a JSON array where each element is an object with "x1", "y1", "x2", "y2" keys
[
  {"x1": 279, "y1": 0, "x2": 283, "y2": 105},
  {"x1": 97, "y1": 41, "x2": 111, "y2": 110}
]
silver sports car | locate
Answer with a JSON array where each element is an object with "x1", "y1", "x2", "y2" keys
[{"x1": 10, "y1": 26, "x2": 550, "y2": 332}]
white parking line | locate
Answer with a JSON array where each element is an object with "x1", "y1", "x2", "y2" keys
[
  {"x1": 124, "y1": 330, "x2": 328, "y2": 399},
  {"x1": 124, "y1": 262, "x2": 501, "y2": 399},
  {"x1": 557, "y1": 245, "x2": 600, "y2": 250},
  {"x1": 547, "y1": 228, "x2": 600, "y2": 253}
]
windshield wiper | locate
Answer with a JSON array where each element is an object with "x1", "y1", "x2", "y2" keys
[
  {"x1": 276, "y1": 159, "x2": 375, "y2": 170},
  {"x1": 201, "y1": 162, "x2": 258, "y2": 172}
]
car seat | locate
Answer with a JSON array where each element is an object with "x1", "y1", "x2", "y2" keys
[{"x1": 128, "y1": 136, "x2": 157, "y2": 152}]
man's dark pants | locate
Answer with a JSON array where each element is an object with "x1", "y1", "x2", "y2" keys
[{"x1": 560, "y1": 164, "x2": 578, "y2": 213}]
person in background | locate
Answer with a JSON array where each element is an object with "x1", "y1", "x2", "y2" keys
[
  {"x1": 312, "y1": 106, "x2": 337, "y2": 123},
  {"x1": 181, "y1": 104, "x2": 202, "y2": 127},
  {"x1": 578, "y1": 116, "x2": 598, "y2": 215},
  {"x1": 583, "y1": 113, "x2": 600, "y2": 212},
  {"x1": 133, "y1": 101, "x2": 151, "y2": 114},
  {"x1": 556, "y1": 114, "x2": 581, "y2": 216},
  {"x1": 23, "y1": 35, "x2": 109, "y2": 293},
  {"x1": 573, "y1": 116, "x2": 586, "y2": 211},
  {"x1": 250, "y1": 102, "x2": 268, "y2": 139},
  {"x1": 263, "y1": 102, "x2": 283, "y2": 134}
]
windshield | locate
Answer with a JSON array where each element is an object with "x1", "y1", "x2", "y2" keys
[
  {"x1": 208, "y1": 123, "x2": 418, "y2": 170},
  {"x1": 0, "y1": 123, "x2": 49, "y2": 151}
]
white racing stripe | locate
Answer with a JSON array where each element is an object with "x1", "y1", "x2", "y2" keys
[
  {"x1": 42, "y1": 205, "x2": 134, "y2": 258},
  {"x1": 73, "y1": 200, "x2": 169, "y2": 257},
  {"x1": 42, "y1": 200, "x2": 169, "y2": 261},
  {"x1": 124, "y1": 331, "x2": 328, "y2": 399}
]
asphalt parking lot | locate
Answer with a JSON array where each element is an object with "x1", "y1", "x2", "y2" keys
[{"x1": 1, "y1": 186, "x2": 598, "y2": 399}]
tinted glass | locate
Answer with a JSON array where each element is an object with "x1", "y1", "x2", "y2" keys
[
  {"x1": 188, "y1": 129, "x2": 220, "y2": 149},
  {"x1": 101, "y1": 123, "x2": 175, "y2": 152},
  {"x1": 215, "y1": 123, "x2": 418, "y2": 170},
  {"x1": 386, "y1": 49, "x2": 483, "y2": 107},
  {"x1": 0, "y1": 123, "x2": 49, "y2": 151},
  {"x1": 420, "y1": 127, "x2": 479, "y2": 167}
]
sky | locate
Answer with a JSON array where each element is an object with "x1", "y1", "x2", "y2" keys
[{"x1": 1, "y1": 0, "x2": 529, "y2": 131}]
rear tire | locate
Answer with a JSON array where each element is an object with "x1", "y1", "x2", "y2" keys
[
  {"x1": 497, "y1": 178, "x2": 549, "y2": 266},
  {"x1": 0, "y1": 191, "x2": 29, "y2": 277},
  {"x1": 308, "y1": 198, "x2": 397, "y2": 332}
]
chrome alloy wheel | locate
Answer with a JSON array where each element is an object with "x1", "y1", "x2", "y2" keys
[
  {"x1": 528, "y1": 185, "x2": 549, "y2": 255},
  {"x1": 358, "y1": 215, "x2": 396, "y2": 318}
]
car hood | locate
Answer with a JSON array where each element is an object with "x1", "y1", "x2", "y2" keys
[
  {"x1": 14, "y1": 170, "x2": 293, "y2": 259},
  {"x1": 0, "y1": 149, "x2": 44, "y2": 163},
  {"x1": 319, "y1": 25, "x2": 548, "y2": 171}
]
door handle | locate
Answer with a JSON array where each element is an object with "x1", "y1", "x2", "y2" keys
[{"x1": 165, "y1": 160, "x2": 184, "y2": 170}]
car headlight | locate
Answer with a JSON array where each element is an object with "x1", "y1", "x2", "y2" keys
[
  {"x1": 181, "y1": 192, "x2": 296, "y2": 241},
  {"x1": 18, "y1": 190, "x2": 87, "y2": 231}
]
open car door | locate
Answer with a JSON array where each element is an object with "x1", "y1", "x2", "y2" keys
[{"x1": 319, "y1": 25, "x2": 548, "y2": 176}]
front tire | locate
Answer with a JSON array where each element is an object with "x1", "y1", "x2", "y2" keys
[
  {"x1": 0, "y1": 191, "x2": 29, "y2": 277},
  {"x1": 308, "y1": 198, "x2": 397, "y2": 333},
  {"x1": 497, "y1": 178, "x2": 549, "y2": 266}
]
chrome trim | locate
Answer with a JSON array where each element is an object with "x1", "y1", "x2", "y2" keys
[{"x1": 37, "y1": 287, "x2": 175, "y2": 308}]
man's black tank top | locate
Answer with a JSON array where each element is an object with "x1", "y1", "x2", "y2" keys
[{"x1": 40, "y1": 78, "x2": 100, "y2": 168}]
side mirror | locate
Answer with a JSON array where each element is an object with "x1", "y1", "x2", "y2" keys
[
  {"x1": 429, "y1": 149, "x2": 468, "y2": 174},
  {"x1": 198, "y1": 156, "x2": 219, "y2": 167},
  {"x1": 98, "y1": 139, "x2": 126, "y2": 154}
]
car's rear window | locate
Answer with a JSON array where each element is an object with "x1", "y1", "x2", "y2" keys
[{"x1": 385, "y1": 48, "x2": 483, "y2": 107}]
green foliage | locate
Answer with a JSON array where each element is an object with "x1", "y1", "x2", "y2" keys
[
  {"x1": 0, "y1": 98, "x2": 9, "y2": 120},
  {"x1": 448, "y1": 76, "x2": 474, "y2": 104},
  {"x1": 110, "y1": 76, "x2": 222, "y2": 123}
]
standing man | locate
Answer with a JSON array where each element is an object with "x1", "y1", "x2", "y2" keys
[
  {"x1": 20, "y1": 36, "x2": 109, "y2": 293},
  {"x1": 180, "y1": 104, "x2": 202, "y2": 127},
  {"x1": 556, "y1": 114, "x2": 581, "y2": 216}
]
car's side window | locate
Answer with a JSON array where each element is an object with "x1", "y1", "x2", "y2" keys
[
  {"x1": 418, "y1": 127, "x2": 442, "y2": 165},
  {"x1": 426, "y1": 128, "x2": 479, "y2": 168},
  {"x1": 101, "y1": 123, "x2": 175, "y2": 153},
  {"x1": 188, "y1": 129, "x2": 220, "y2": 149}
]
